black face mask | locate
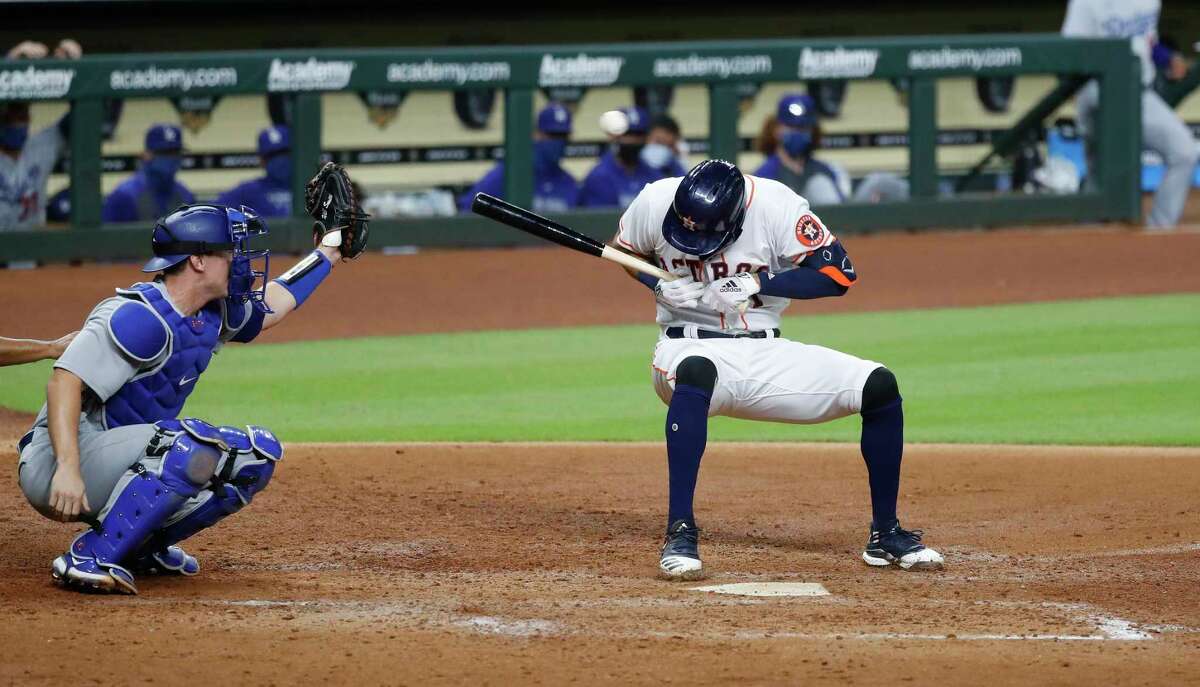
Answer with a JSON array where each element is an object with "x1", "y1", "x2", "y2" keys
[{"x1": 616, "y1": 142, "x2": 644, "y2": 166}]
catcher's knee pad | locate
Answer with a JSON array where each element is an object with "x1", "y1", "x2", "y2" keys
[
  {"x1": 145, "y1": 424, "x2": 282, "y2": 551},
  {"x1": 861, "y1": 367, "x2": 900, "y2": 414},
  {"x1": 66, "y1": 419, "x2": 222, "y2": 582},
  {"x1": 676, "y1": 356, "x2": 718, "y2": 393}
]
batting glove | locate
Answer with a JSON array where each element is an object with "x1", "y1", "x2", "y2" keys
[
  {"x1": 655, "y1": 275, "x2": 706, "y2": 310},
  {"x1": 702, "y1": 272, "x2": 760, "y2": 314}
]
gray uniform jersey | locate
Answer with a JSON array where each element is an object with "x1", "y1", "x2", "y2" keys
[
  {"x1": 1062, "y1": 0, "x2": 1159, "y2": 85},
  {"x1": 18, "y1": 282, "x2": 243, "y2": 520},
  {"x1": 0, "y1": 125, "x2": 64, "y2": 231},
  {"x1": 1063, "y1": 0, "x2": 1199, "y2": 228}
]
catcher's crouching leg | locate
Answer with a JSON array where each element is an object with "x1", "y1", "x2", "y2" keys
[
  {"x1": 52, "y1": 419, "x2": 223, "y2": 594},
  {"x1": 129, "y1": 423, "x2": 283, "y2": 575}
]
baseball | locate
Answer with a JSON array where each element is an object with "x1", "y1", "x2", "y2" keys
[{"x1": 598, "y1": 109, "x2": 629, "y2": 136}]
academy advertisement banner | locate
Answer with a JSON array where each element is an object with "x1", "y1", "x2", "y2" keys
[
  {"x1": 907, "y1": 47, "x2": 1023, "y2": 72},
  {"x1": 386, "y1": 60, "x2": 512, "y2": 86},
  {"x1": 538, "y1": 53, "x2": 625, "y2": 87},
  {"x1": 267, "y1": 57, "x2": 356, "y2": 92},
  {"x1": 108, "y1": 65, "x2": 238, "y2": 93},
  {"x1": 0, "y1": 38, "x2": 1122, "y2": 100},
  {"x1": 798, "y1": 47, "x2": 880, "y2": 79},
  {"x1": 0, "y1": 64, "x2": 76, "y2": 99},
  {"x1": 651, "y1": 54, "x2": 773, "y2": 80}
]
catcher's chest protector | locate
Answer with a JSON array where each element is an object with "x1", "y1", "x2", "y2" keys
[{"x1": 104, "y1": 283, "x2": 222, "y2": 429}]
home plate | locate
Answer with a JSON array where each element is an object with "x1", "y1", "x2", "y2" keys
[{"x1": 689, "y1": 582, "x2": 829, "y2": 597}]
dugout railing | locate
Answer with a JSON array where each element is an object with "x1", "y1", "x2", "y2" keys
[{"x1": 0, "y1": 34, "x2": 1141, "y2": 263}]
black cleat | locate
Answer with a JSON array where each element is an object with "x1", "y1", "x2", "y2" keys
[
  {"x1": 659, "y1": 519, "x2": 705, "y2": 580},
  {"x1": 862, "y1": 522, "x2": 945, "y2": 571}
]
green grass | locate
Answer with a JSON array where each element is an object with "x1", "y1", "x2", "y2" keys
[{"x1": 3, "y1": 293, "x2": 1197, "y2": 446}]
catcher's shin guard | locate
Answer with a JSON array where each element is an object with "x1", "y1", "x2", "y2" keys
[
  {"x1": 52, "y1": 419, "x2": 222, "y2": 594},
  {"x1": 136, "y1": 424, "x2": 282, "y2": 558}
]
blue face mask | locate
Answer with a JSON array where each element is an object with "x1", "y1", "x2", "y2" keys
[
  {"x1": 0, "y1": 125, "x2": 29, "y2": 150},
  {"x1": 639, "y1": 142, "x2": 675, "y2": 170},
  {"x1": 782, "y1": 130, "x2": 813, "y2": 157},
  {"x1": 533, "y1": 138, "x2": 567, "y2": 174},
  {"x1": 265, "y1": 154, "x2": 291, "y2": 186},
  {"x1": 144, "y1": 155, "x2": 182, "y2": 191}
]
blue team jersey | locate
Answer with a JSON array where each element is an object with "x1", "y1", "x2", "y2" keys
[
  {"x1": 101, "y1": 171, "x2": 195, "y2": 223},
  {"x1": 754, "y1": 154, "x2": 846, "y2": 203},
  {"x1": 216, "y1": 176, "x2": 293, "y2": 218},
  {"x1": 578, "y1": 152, "x2": 666, "y2": 210},
  {"x1": 458, "y1": 162, "x2": 580, "y2": 214}
]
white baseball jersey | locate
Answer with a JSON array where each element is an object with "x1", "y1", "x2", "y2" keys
[
  {"x1": 1063, "y1": 0, "x2": 1161, "y2": 85},
  {"x1": 616, "y1": 174, "x2": 838, "y2": 333},
  {"x1": 0, "y1": 125, "x2": 64, "y2": 231}
]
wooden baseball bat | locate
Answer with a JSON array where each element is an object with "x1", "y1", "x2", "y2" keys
[{"x1": 470, "y1": 193, "x2": 677, "y2": 282}]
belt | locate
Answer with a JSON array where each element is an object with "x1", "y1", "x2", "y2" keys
[
  {"x1": 17, "y1": 430, "x2": 34, "y2": 455},
  {"x1": 665, "y1": 326, "x2": 780, "y2": 340}
]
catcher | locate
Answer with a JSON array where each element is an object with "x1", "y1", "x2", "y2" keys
[{"x1": 15, "y1": 163, "x2": 368, "y2": 594}]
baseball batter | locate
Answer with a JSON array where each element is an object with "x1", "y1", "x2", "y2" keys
[
  {"x1": 1063, "y1": 0, "x2": 1199, "y2": 229},
  {"x1": 15, "y1": 163, "x2": 368, "y2": 594},
  {"x1": 613, "y1": 159, "x2": 943, "y2": 579}
]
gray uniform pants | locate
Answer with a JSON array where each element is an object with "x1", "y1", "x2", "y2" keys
[
  {"x1": 1078, "y1": 82, "x2": 1199, "y2": 228},
  {"x1": 17, "y1": 419, "x2": 158, "y2": 522}
]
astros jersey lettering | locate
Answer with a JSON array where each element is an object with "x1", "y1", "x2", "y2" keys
[{"x1": 616, "y1": 175, "x2": 839, "y2": 332}]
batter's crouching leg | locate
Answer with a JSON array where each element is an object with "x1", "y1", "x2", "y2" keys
[
  {"x1": 859, "y1": 367, "x2": 944, "y2": 571},
  {"x1": 129, "y1": 423, "x2": 283, "y2": 577},
  {"x1": 659, "y1": 356, "x2": 716, "y2": 581}
]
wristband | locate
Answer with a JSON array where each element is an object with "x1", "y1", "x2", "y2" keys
[{"x1": 273, "y1": 249, "x2": 331, "y2": 308}]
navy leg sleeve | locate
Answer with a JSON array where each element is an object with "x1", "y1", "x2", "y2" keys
[
  {"x1": 860, "y1": 367, "x2": 903, "y2": 531},
  {"x1": 666, "y1": 357, "x2": 716, "y2": 526}
]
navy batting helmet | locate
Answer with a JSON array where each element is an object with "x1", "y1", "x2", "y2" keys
[
  {"x1": 142, "y1": 204, "x2": 271, "y2": 303},
  {"x1": 662, "y1": 159, "x2": 747, "y2": 259}
]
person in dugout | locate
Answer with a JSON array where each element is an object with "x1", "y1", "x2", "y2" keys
[
  {"x1": 216, "y1": 125, "x2": 293, "y2": 218},
  {"x1": 459, "y1": 103, "x2": 579, "y2": 214},
  {"x1": 641, "y1": 114, "x2": 690, "y2": 178},
  {"x1": 0, "y1": 39, "x2": 82, "y2": 231},
  {"x1": 102, "y1": 123, "x2": 195, "y2": 223},
  {"x1": 579, "y1": 105, "x2": 669, "y2": 210},
  {"x1": 753, "y1": 93, "x2": 848, "y2": 205}
]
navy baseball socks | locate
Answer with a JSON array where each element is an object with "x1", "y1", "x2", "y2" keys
[
  {"x1": 660, "y1": 374, "x2": 712, "y2": 580},
  {"x1": 859, "y1": 378, "x2": 944, "y2": 570},
  {"x1": 860, "y1": 396, "x2": 903, "y2": 533}
]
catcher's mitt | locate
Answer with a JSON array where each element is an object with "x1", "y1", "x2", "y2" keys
[{"x1": 305, "y1": 162, "x2": 370, "y2": 259}]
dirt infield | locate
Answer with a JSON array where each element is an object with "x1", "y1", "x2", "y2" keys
[
  {"x1": 2, "y1": 224, "x2": 1200, "y2": 684},
  {"x1": 1, "y1": 442, "x2": 1197, "y2": 684}
]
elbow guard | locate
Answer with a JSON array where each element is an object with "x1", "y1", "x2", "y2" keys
[
  {"x1": 800, "y1": 239, "x2": 857, "y2": 288},
  {"x1": 272, "y1": 250, "x2": 331, "y2": 308}
]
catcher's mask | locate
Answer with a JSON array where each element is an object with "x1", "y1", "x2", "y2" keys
[{"x1": 143, "y1": 204, "x2": 271, "y2": 306}]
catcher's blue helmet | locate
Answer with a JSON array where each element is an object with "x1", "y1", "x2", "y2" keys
[
  {"x1": 661, "y1": 159, "x2": 747, "y2": 260},
  {"x1": 142, "y1": 204, "x2": 270, "y2": 303}
]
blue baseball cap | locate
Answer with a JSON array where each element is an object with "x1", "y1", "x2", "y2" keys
[
  {"x1": 536, "y1": 103, "x2": 572, "y2": 135},
  {"x1": 145, "y1": 123, "x2": 183, "y2": 153},
  {"x1": 621, "y1": 106, "x2": 649, "y2": 135},
  {"x1": 257, "y1": 125, "x2": 290, "y2": 156},
  {"x1": 776, "y1": 93, "x2": 817, "y2": 128}
]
